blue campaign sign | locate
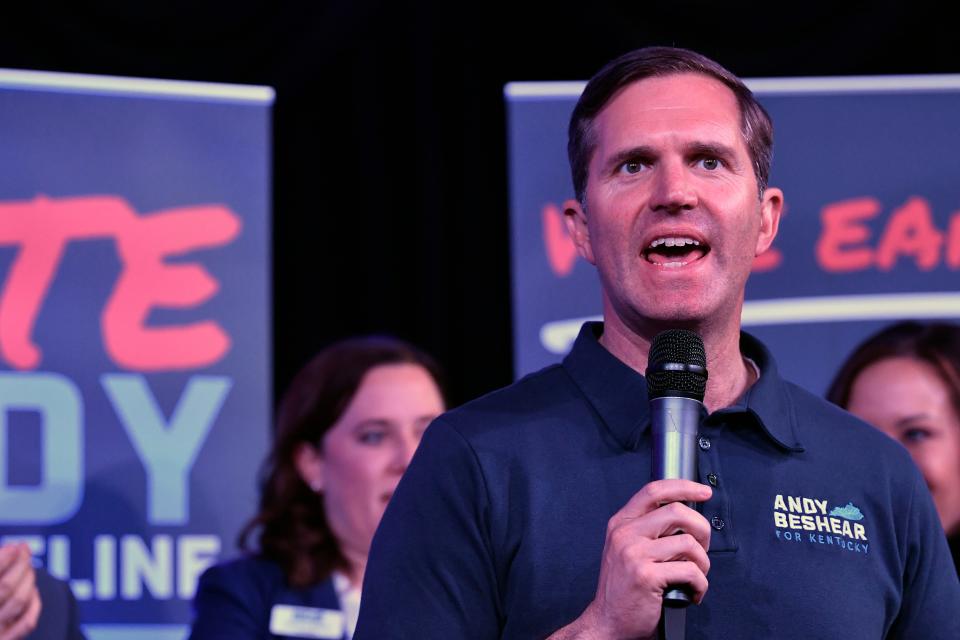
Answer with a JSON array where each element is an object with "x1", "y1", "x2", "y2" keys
[
  {"x1": 0, "y1": 70, "x2": 273, "y2": 639},
  {"x1": 506, "y1": 76, "x2": 960, "y2": 395}
]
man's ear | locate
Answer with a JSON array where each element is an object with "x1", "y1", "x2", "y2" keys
[
  {"x1": 563, "y1": 199, "x2": 596, "y2": 265},
  {"x1": 294, "y1": 442, "x2": 324, "y2": 493},
  {"x1": 755, "y1": 187, "x2": 784, "y2": 256}
]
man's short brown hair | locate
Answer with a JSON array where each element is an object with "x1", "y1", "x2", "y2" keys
[{"x1": 568, "y1": 46, "x2": 773, "y2": 203}]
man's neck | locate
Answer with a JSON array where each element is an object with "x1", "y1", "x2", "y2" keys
[{"x1": 599, "y1": 314, "x2": 754, "y2": 412}]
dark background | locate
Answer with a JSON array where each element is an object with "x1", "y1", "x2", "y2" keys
[{"x1": 1, "y1": 1, "x2": 955, "y2": 407}]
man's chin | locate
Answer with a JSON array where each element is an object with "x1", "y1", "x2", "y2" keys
[
  {"x1": 634, "y1": 302, "x2": 710, "y2": 326},
  {"x1": 605, "y1": 289, "x2": 728, "y2": 333},
  {"x1": 609, "y1": 307, "x2": 710, "y2": 338}
]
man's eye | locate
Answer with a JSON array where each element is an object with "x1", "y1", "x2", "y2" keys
[
  {"x1": 619, "y1": 161, "x2": 646, "y2": 175},
  {"x1": 698, "y1": 157, "x2": 722, "y2": 171}
]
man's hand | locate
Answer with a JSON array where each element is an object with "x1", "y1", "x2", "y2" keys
[
  {"x1": 550, "y1": 479, "x2": 712, "y2": 640},
  {"x1": 0, "y1": 543, "x2": 41, "y2": 640}
]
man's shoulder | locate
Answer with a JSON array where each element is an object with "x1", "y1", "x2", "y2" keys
[
  {"x1": 780, "y1": 377, "x2": 916, "y2": 469},
  {"x1": 434, "y1": 362, "x2": 588, "y2": 442},
  {"x1": 444, "y1": 362, "x2": 577, "y2": 416}
]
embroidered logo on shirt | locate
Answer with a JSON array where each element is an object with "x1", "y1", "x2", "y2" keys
[
  {"x1": 829, "y1": 502, "x2": 864, "y2": 520},
  {"x1": 771, "y1": 494, "x2": 870, "y2": 555}
]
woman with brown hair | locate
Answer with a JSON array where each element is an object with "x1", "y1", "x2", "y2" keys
[
  {"x1": 827, "y1": 321, "x2": 960, "y2": 573},
  {"x1": 189, "y1": 336, "x2": 445, "y2": 639}
]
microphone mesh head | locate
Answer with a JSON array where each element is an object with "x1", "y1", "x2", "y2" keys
[{"x1": 646, "y1": 329, "x2": 708, "y2": 401}]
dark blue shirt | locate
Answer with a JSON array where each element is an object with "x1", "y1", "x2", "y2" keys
[
  {"x1": 189, "y1": 556, "x2": 345, "y2": 639},
  {"x1": 357, "y1": 323, "x2": 960, "y2": 639},
  {"x1": 29, "y1": 569, "x2": 85, "y2": 640}
]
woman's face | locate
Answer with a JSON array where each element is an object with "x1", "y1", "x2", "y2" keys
[
  {"x1": 846, "y1": 356, "x2": 960, "y2": 535},
  {"x1": 297, "y1": 362, "x2": 445, "y2": 569}
]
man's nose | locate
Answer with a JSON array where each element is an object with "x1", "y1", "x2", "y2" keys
[{"x1": 650, "y1": 160, "x2": 698, "y2": 213}]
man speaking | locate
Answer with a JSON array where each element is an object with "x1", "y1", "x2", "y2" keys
[{"x1": 355, "y1": 47, "x2": 960, "y2": 638}]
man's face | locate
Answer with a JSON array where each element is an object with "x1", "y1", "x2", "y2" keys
[{"x1": 565, "y1": 73, "x2": 782, "y2": 334}]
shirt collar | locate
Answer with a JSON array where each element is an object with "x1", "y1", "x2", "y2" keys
[
  {"x1": 721, "y1": 332, "x2": 804, "y2": 452},
  {"x1": 562, "y1": 322, "x2": 804, "y2": 453}
]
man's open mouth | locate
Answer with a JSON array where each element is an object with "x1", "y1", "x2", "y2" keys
[{"x1": 642, "y1": 236, "x2": 709, "y2": 268}]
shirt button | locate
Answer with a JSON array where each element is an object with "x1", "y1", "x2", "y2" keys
[
  {"x1": 698, "y1": 436, "x2": 711, "y2": 451},
  {"x1": 711, "y1": 516, "x2": 725, "y2": 531},
  {"x1": 707, "y1": 473, "x2": 718, "y2": 486}
]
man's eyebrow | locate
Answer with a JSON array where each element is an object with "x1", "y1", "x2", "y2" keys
[
  {"x1": 685, "y1": 142, "x2": 740, "y2": 162},
  {"x1": 603, "y1": 145, "x2": 657, "y2": 173}
]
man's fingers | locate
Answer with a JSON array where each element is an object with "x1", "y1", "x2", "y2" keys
[
  {"x1": 0, "y1": 556, "x2": 39, "y2": 629},
  {"x1": 610, "y1": 527, "x2": 711, "y2": 579},
  {"x1": 646, "y1": 532, "x2": 711, "y2": 575},
  {"x1": 0, "y1": 585, "x2": 40, "y2": 640},
  {"x1": 645, "y1": 560, "x2": 710, "y2": 604},
  {"x1": 0, "y1": 545, "x2": 23, "y2": 583},
  {"x1": 0, "y1": 558, "x2": 35, "y2": 629},
  {"x1": 0, "y1": 547, "x2": 30, "y2": 609},
  {"x1": 618, "y1": 479, "x2": 712, "y2": 519},
  {"x1": 643, "y1": 501, "x2": 712, "y2": 550},
  {"x1": 611, "y1": 499, "x2": 712, "y2": 553},
  {"x1": 584, "y1": 482, "x2": 715, "y2": 639},
  {"x1": 1, "y1": 545, "x2": 30, "y2": 576}
]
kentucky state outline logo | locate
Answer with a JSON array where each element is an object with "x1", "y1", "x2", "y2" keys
[{"x1": 772, "y1": 494, "x2": 870, "y2": 555}]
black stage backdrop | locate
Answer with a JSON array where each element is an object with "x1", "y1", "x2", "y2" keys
[{"x1": 1, "y1": 1, "x2": 956, "y2": 408}]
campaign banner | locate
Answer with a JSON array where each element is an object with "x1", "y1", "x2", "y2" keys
[
  {"x1": 0, "y1": 70, "x2": 274, "y2": 639},
  {"x1": 506, "y1": 76, "x2": 960, "y2": 394}
]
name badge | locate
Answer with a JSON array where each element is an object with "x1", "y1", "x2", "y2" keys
[{"x1": 269, "y1": 604, "x2": 345, "y2": 639}]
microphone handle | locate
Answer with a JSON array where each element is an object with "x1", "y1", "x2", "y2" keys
[{"x1": 650, "y1": 396, "x2": 703, "y2": 608}]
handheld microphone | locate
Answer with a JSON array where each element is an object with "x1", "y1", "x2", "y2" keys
[{"x1": 646, "y1": 329, "x2": 708, "y2": 608}]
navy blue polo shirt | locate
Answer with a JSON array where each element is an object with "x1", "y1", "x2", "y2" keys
[{"x1": 357, "y1": 322, "x2": 960, "y2": 639}]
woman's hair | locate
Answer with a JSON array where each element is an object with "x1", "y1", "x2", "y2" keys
[
  {"x1": 826, "y1": 321, "x2": 960, "y2": 417},
  {"x1": 237, "y1": 336, "x2": 444, "y2": 587}
]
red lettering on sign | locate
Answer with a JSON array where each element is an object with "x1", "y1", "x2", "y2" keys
[
  {"x1": 752, "y1": 248, "x2": 782, "y2": 272},
  {"x1": 875, "y1": 197, "x2": 943, "y2": 271},
  {"x1": 541, "y1": 200, "x2": 785, "y2": 276},
  {"x1": 946, "y1": 211, "x2": 960, "y2": 269},
  {"x1": 816, "y1": 197, "x2": 879, "y2": 272},
  {"x1": 0, "y1": 195, "x2": 241, "y2": 371},
  {"x1": 542, "y1": 203, "x2": 578, "y2": 277}
]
